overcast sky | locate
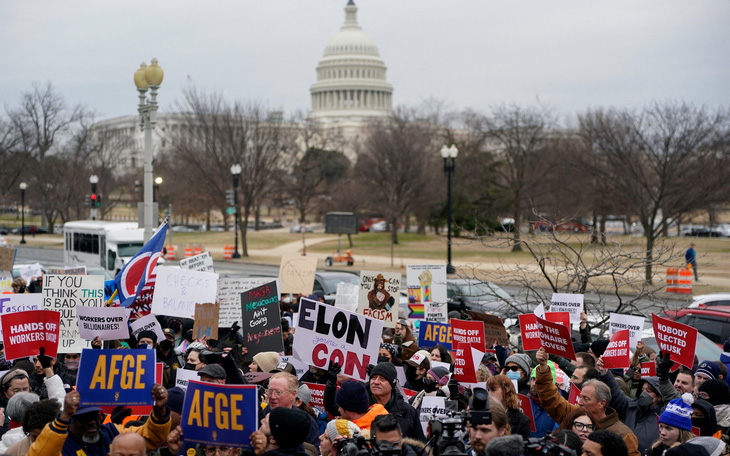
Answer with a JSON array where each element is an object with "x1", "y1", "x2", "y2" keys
[{"x1": 1, "y1": 1, "x2": 728, "y2": 125}]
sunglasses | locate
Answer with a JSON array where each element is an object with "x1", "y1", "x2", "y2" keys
[{"x1": 506, "y1": 366, "x2": 521, "y2": 372}]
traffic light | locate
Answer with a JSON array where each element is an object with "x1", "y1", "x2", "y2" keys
[
  {"x1": 85, "y1": 194, "x2": 91, "y2": 207},
  {"x1": 225, "y1": 189, "x2": 235, "y2": 206},
  {"x1": 95, "y1": 194, "x2": 101, "y2": 208},
  {"x1": 90, "y1": 193, "x2": 98, "y2": 207}
]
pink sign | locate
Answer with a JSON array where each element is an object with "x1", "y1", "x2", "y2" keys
[
  {"x1": 451, "y1": 319, "x2": 485, "y2": 383},
  {"x1": 535, "y1": 315, "x2": 576, "y2": 361},
  {"x1": 601, "y1": 329, "x2": 631, "y2": 369},
  {"x1": 519, "y1": 314, "x2": 542, "y2": 351},
  {"x1": 568, "y1": 384, "x2": 582, "y2": 405},
  {"x1": 652, "y1": 314, "x2": 697, "y2": 369},
  {"x1": 1, "y1": 310, "x2": 60, "y2": 361},
  {"x1": 640, "y1": 361, "x2": 656, "y2": 378}
]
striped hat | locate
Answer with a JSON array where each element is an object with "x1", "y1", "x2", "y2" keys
[{"x1": 326, "y1": 419, "x2": 360, "y2": 442}]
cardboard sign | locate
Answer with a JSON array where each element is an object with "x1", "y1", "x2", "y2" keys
[
  {"x1": 303, "y1": 382, "x2": 326, "y2": 410},
  {"x1": 652, "y1": 314, "x2": 697, "y2": 369},
  {"x1": 181, "y1": 381, "x2": 258, "y2": 448},
  {"x1": 0, "y1": 248, "x2": 15, "y2": 272},
  {"x1": 150, "y1": 267, "x2": 219, "y2": 319},
  {"x1": 216, "y1": 278, "x2": 274, "y2": 328},
  {"x1": 243, "y1": 372, "x2": 272, "y2": 384},
  {"x1": 1, "y1": 310, "x2": 60, "y2": 360},
  {"x1": 193, "y1": 303, "x2": 219, "y2": 340},
  {"x1": 278, "y1": 255, "x2": 317, "y2": 295},
  {"x1": 420, "y1": 396, "x2": 447, "y2": 435},
  {"x1": 451, "y1": 319, "x2": 485, "y2": 383},
  {"x1": 76, "y1": 349, "x2": 156, "y2": 406},
  {"x1": 407, "y1": 265, "x2": 447, "y2": 323},
  {"x1": 609, "y1": 313, "x2": 645, "y2": 348},
  {"x1": 43, "y1": 274, "x2": 104, "y2": 353},
  {"x1": 240, "y1": 281, "x2": 283, "y2": 359},
  {"x1": 601, "y1": 329, "x2": 630, "y2": 369},
  {"x1": 519, "y1": 314, "x2": 543, "y2": 351},
  {"x1": 130, "y1": 314, "x2": 165, "y2": 343},
  {"x1": 535, "y1": 315, "x2": 576, "y2": 361},
  {"x1": 550, "y1": 293, "x2": 584, "y2": 324},
  {"x1": 334, "y1": 282, "x2": 359, "y2": 313},
  {"x1": 0, "y1": 294, "x2": 42, "y2": 340},
  {"x1": 358, "y1": 270, "x2": 400, "y2": 328},
  {"x1": 294, "y1": 298, "x2": 382, "y2": 382},
  {"x1": 0, "y1": 271, "x2": 11, "y2": 293},
  {"x1": 517, "y1": 394, "x2": 536, "y2": 432},
  {"x1": 175, "y1": 368, "x2": 200, "y2": 392},
  {"x1": 179, "y1": 252, "x2": 215, "y2": 273},
  {"x1": 76, "y1": 306, "x2": 130, "y2": 341},
  {"x1": 418, "y1": 321, "x2": 453, "y2": 351},
  {"x1": 568, "y1": 385, "x2": 581, "y2": 405},
  {"x1": 18, "y1": 263, "x2": 42, "y2": 284},
  {"x1": 641, "y1": 361, "x2": 656, "y2": 378},
  {"x1": 467, "y1": 310, "x2": 509, "y2": 346}
]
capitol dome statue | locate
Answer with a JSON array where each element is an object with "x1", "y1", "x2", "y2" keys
[{"x1": 310, "y1": 0, "x2": 393, "y2": 123}]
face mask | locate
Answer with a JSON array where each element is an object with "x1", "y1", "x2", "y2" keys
[
  {"x1": 692, "y1": 417, "x2": 708, "y2": 432},
  {"x1": 506, "y1": 371, "x2": 521, "y2": 381},
  {"x1": 637, "y1": 391, "x2": 654, "y2": 407},
  {"x1": 159, "y1": 340, "x2": 173, "y2": 351},
  {"x1": 423, "y1": 378, "x2": 439, "y2": 392},
  {"x1": 183, "y1": 363, "x2": 197, "y2": 371},
  {"x1": 169, "y1": 322, "x2": 182, "y2": 333},
  {"x1": 65, "y1": 359, "x2": 80, "y2": 370},
  {"x1": 377, "y1": 356, "x2": 390, "y2": 364}
]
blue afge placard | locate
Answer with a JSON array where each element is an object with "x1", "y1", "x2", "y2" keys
[
  {"x1": 181, "y1": 380, "x2": 259, "y2": 448},
  {"x1": 418, "y1": 321, "x2": 452, "y2": 351},
  {"x1": 76, "y1": 348, "x2": 156, "y2": 406}
]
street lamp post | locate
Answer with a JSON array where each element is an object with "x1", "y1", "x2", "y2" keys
[
  {"x1": 230, "y1": 164, "x2": 242, "y2": 259},
  {"x1": 154, "y1": 177, "x2": 163, "y2": 222},
  {"x1": 440, "y1": 144, "x2": 458, "y2": 274},
  {"x1": 19, "y1": 182, "x2": 27, "y2": 245},
  {"x1": 89, "y1": 175, "x2": 99, "y2": 220},
  {"x1": 134, "y1": 58, "x2": 164, "y2": 243}
]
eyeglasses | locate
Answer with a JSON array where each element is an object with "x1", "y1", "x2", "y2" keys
[
  {"x1": 506, "y1": 366, "x2": 521, "y2": 372},
  {"x1": 573, "y1": 422, "x2": 595, "y2": 432},
  {"x1": 266, "y1": 389, "x2": 293, "y2": 398},
  {"x1": 204, "y1": 447, "x2": 233, "y2": 456}
]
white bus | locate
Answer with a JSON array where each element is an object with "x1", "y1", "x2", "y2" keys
[{"x1": 63, "y1": 221, "x2": 145, "y2": 275}]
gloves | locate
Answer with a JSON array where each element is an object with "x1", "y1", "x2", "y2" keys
[
  {"x1": 38, "y1": 347, "x2": 53, "y2": 369},
  {"x1": 110, "y1": 406, "x2": 132, "y2": 424},
  {"x1": 393, "y1": 334, "x2": 403, "y2": 346},
  {"x1": 366, "y1": 364, "x2": 375, "y2": 378},
  {"x1": 656, "y1": 351, "x2": 674, "y2": 381},
  {"x1": 228, "y1": 322, "x2": 241, "y2": 341},
  {"x1": 448, "y1": 378, "x2": 460, "y2": 400},
  {"x1": 326, "y1": 361, "x2": 341, "y2": 384}
]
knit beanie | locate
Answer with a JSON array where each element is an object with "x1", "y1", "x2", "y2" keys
[
  {"x1": 326, "y1": 419, "x2": 360, "y2": 443},
  {"x1": 659, "y1": 393, "x2": 694, "y2": 431},
  {"x1": 336, "y1": 380, "x2": 370, "y2": 413},
  {"x1": 698, "y1": 379, "x2": 730, "y2": 406},
  {"x1": 686, "y1": 437, "x2": 726, "y2": 456},
  {"x1": 167, "y1": 387, "x2": 185, "y2": 414},
  {"x1": 252, "y1": 351, "x2": 280, "y2": 373},
  {"x1": 137, "y1": 330, "x2": 158, "y2": 344},
  {"x1": 428, "y1": 366, "x2": 450, "y2": 382},
  {"x1": 696, "y1": 361, "x2": 721, "y2": 380},
  {"x1": 590, "y1": 340, "x2": 610, "y2": 358},
  {"x1": 297, "y1": 384, "x2": 312, "y2": 406},
  {"x1": 270, "y1": 407, "x2": 311, "y2": 449},
  {"x1": 666, "y1": 443, "x2": 713, "y2": 456},
  {"x1": 369, "y1": 362, "x2": 398, "y2": 387},
  {"x1": 505, "y1": 353, "x2": 532, "y2": 376}
]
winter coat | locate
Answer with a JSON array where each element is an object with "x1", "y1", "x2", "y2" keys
[
  {"x1": 528, "y1": 395, "x2": 558, "y2": 438},
  {"x1": 367, "y1": 387, "x2": 425, "y2": 442},
  {"x1": 507, "y1": 407, "x2": 531, "y2": 440},
  {"x1": 714, "y1": 404, "x2": 730, "y2": 434}
]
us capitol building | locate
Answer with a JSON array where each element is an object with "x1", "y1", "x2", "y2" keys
[{"x1": 93, "y1": 0, "x2": 393, "y2": 172}]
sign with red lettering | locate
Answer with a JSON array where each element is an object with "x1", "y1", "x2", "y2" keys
[
  {"x1": 545, "y1": 312, "x2": 571, "y2": 329},
  {"x1": 303, "y1": 382, "x2": 326, "y2": 409},
  {"x1": 519, "y1": 314, "x2": 543, "y2": 351},
  {"x1": 535, "y1": 315, "x2": 576, "y2": 361},
  {"x1": 451, "y1": 319, "x2": 485, "y2": 383},
  {"x1": 517, "y1": 394, "x2": 536, "y2": 432},
  {"x1": 294, "y1": 298, "x2": 383, "y2": 382},
  {"x1": 1, "y1": 310, "x2": 60, "y2": 361},
  {"x1": 402, "y1": 388, "x2": 418, "y2": 400},
  {"x1": 601, "y1": 329, "x2": 630, "y2": 369},
  {"x1": 358, "y1": 271, "x2": 400, "y2": 328},
  {"x1": 240, "y1": 281, "x2": 283, "y2": 361},
  {"x1": 568, "y1": 385, "x2": 581, "y2": 405},
  {"x1": 640, "y1": 361, "x2": 656, "y2": 378},
  {"x1": 652, "y1": 314, "x2": 697, "y2": 369}
]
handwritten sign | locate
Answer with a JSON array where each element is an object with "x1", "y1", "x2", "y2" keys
[
  {"x1": 1, "y1": 310, "x2": 60, "y2": 360},
  {"x1": 130, "y1": 314, "x2": 165, "y2": 343},
  {"x1": 181, "y1": 381, "x2": 258, "y2": 448},
  {"x1": 216, "y1": 278, "x2": 274, "y2": 328},
  {"x1": 76, "y1": 349, "x2": 156, "y2": 406},
  {"x1": 0, "y1": 271, "x2": 11, "y2": 293},
  {"x1": 652, "y1": 313, "x2": 697, "y2": 369},
  {"x1": 150, "y1": 267, "x2": 218, "y2": 319},
  {"x1": 601, "y1": 329, "x2": 630, "y2": 369},
  {"x1": 240, "y1": 281, "x2": 283, "y2": 359},
  {"x1": 550, "y1": 293, "x2": 584, "y2": 324},
  {"x1": 77, "y1": 306, "x2": 130, "y2": 341},
  {"x1": 0, "y1": 248, "x2": 15, "y2": 272},
  {"x1": 43, "y1": 274, "x2": 104, "y2": 353},
  {"x1": 335, "y1": 282, "x2": 359, "y2": 313},
  {"x1": 419, "y1": 396, "x2": 447, "y2": 435},
  {"x1": 407, "y1": 265, "x2": 447, "y2": 323},
  {"x1": 193, "y1": 303, "x2": 219, "y2": 340},
  {"x1": 294, "y1": 298, "x2": 382, "y2": 382},
  {"x1": 358, "y1": 270, "x2": 400, "y2": 328},
  {"x1": 278, "y1": 255, "x2": 317, "y2": 295},
  {"x1": 609, "y1": 313, "x2": 645, "y2": 348},
  {"x1": 418, "y1": 321, "x2": 453, "y2": 351},
  {"x1": 179, "y1": 252, "x2": 215, "y2": 273},
  {"x1": 18, "y1": 263, "x2": 42, "y2": 284}
]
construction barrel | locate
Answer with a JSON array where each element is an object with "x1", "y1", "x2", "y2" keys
[{"x1": 666, "y1": 267, "x2": 693, "y2": 294}]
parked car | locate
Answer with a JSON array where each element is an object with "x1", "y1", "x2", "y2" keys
[
  {"x1": 10, "y1": 225, "x2": 48, "y2": 235},
  {"x1": 446, "y1": 279, "x2": 519, "y2": 317},
  {"x1": 533, "y1": 220, "x2": 589, "y2": 233},
  {"x1": 661, "y1": 306, "x2": 730, "y2": 346},
  {"x1": 688, "y1": 293, "x2": 730, "y2": 309},
  {"x1": 289, "y1": 224, "x2": 313, "y2": 233}
]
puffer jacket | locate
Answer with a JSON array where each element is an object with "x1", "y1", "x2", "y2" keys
[{"x1": 367, "y1": 387, "x2": 425, "y2": 442}]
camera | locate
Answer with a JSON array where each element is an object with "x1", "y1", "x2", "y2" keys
[
  {"x1": 524, "y1": 435, "x2": 577, "y2": 456},
  {"x1": 427, "y1": 387, "x2": 492, "y2": 456},
  {"x1": 199, "y1": 350, "x2": 225, "y2": 365},
  {"x1": 466, "y1": 387, "x2": 492, "y2": 426}
]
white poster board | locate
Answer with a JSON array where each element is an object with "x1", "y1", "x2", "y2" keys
[
  {"x1": 357, "y1": 270, "x2": 400, "y2": 328},
  {"x1": 0, "y1": 271, "x2": 12, "y2": 293},
  {"x1": 609, "y1": 313, "x2": 645, "y2": 348},
  {"x1": 150, "y1": 267, "x2": 219, "y2": 319},
  {"x1": 420, "y1": 396, "x2": 448, "y2": 435},
  {"x1": 407, "y1": 264, "x2": 447, "y2": 323},
  {"x1": 77, "y1": 306, "x2": 130, "y2": 340},
  {"x1": 18, "y1": 263, "x2": 43, "y2": 284},
  {"x1": 550, "y1": 293, "x2": 584, "y2": 324},
  {"x1": 43, "y1": 274, "x2": 104, "y2": 353},
  {"x1": 174, "y1": 368, "x2": 199, "y2": 392},
  {"x1": 216, "y1": 277, "x2": 277, "y2": 328},
  {"x1": 334, "y1": 282, "x2": 359, "y2": 313},
  {"x1": 130, "y1": 314, "x2": 166, "y2": 343},
  {"x1": 178, "y1": 252, "x2": 215, "y2": 273}
]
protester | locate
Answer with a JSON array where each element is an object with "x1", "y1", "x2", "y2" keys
[
  {"x1": 695, "y1": 361, "x2": 721, "y2": 393},
  {"x1": 690, "y1": 398, "x2": 721, "y2": 437},
  {"x1": 367, "y1": 362, "x2": 424, "y2": 441},
  {"x1": 551, "y1": 430, "x2": 583, "y2": 456},
  {"x1": 655, "y1": 353, "x2": 693, "y2": 402},
  {"x1": 267, "y1": 407, "x2": 313, "y2": 456},
  {"x1": 334, "y1": 380, "x2": 387, "y2": 431},
  {"x1": 410, "y1": 366, "x2": 449, "y2": 410},
  {"x1": 467, "y1": 399, "x2": 510, "y2": 456},
  {"x1": 685, "y1": 243, "x2": 698, "y2": 281},
  {"x1": 262, "y1": 373, "x2": 320, "y2": 448},
  {"x1": 251, "y1": 352, "x2": 281, "y2": 374},
  {"x1": 393, "y1": 320, "x2": 418, "y2": 361},
  {"x1": 379, "y1": 343, "x2": 402, "y2": 366},
  {"x1": 646, "y1": 395, "x2": 695, "y2": 456},
  {"x1": 5, "y1": 398, "x2": 60, "y2": 456},
  {"x1": 404, "y1": 350, "x2": 431, "y2": 392},
  {"x1": 29, "y1": 350, "x2": 68, "y2": 401},
  {"x1": 281, "y1": 319, "x2": 293, "y2": 356},
  {"x1": 11, "y1": 277, "x2": 27, "y2": 294},
  {"x1": 697, "y1": 379, "x2": 730, "y2": 433},
  {"x1": 583, "y1": 430, "x2": 629, "y2": 456},
  {"x1": 320, "y1": 419, "x2": 360, "y2": 456},
  {"x1": 555, "y1": 408, "x2": 595, "y2": 441},
  {"x1": 503, "y1": 353, "x2": 532, "y2": 396},
  {"x1": 0, "y1": 392, "x2": 39, "y2": 452},
  {"x1": 197, "y1": 364, "x2": 227, "y2": 384},
  {"x1": 110, "y1": 433, "x2": 146, "y2": 456},
  {"x1": 430, "y1": 345, "x2": 453, "y2": 366},
  {"x1": 300, "y1": 366, "x2": 328, "y2": 385},
  {"x1": 682, "y1": 437, "x2": 726, "y2": 456},
  {"x1": 184, "y1": 346, "x2": 207, "y2": 372},
  {"x1": 487, "y1": 375, "x2": 531, "y2": 440},
  {"x1": 371, "y1": 414, "x2": 424, "y2": 456}
]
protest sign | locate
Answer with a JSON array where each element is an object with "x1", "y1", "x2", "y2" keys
[
  {"x1": 395, "y1": 366, "x2": 407, "y2": 386},
  {"x1": 130, "y1": 314, "x2": 165, "y2": 343},
  {"x1": 77, "y1": 306, "x2": 129, "y2": 341},
  {"x1": 303, "y1": 382, "x2": 327, "y2": 410},
  {"x1": 601, "y1": 330, "x2": 630, "y2": 369},
  {"x1": 47, "y1": 267, "x2": 86, "y2": 275},
  {"x1": 0, "y1": 294, "x2": 42, "y2": 340},
  {"x1": 517, "y1": 394, "x2": 536, "y2": 432},
  {"x1": 179, "y1": 252, "x2": 215, "y2": 273},
  {"x1": 467, "y1": 310, "x2": 509, "y2": 347},
  {"x1": 334, "y1": 282, "x2": 359, "y2": 313},
  {"x1": 641, "y1": 361, "x2": 656, "y2": 378},
  {"x1": 402, "y1": 388, "x2": 418, "y2": 400},
  {"x1": 100, "y1": 363, "x2": 164, "y2": 415},
  {"x1": 545, "y1": 312, "x2": 571, "y2": 329},
  {"x1": 535, "y1": 315, "x2": 576, "y2": 361},
  {"x1": 43, "y1": 274, "x2": 104, "y2": 353},
  {"x1": 243, "y1": 372, "x2": 272, "y2": 384},
  {"x1": 451, "y1": 319, "x2": 485, "y2": 383},
  {"x1": 518, "y1": 314, "x2": 543, "y2": 351},
  {"x1": 240, "y1": 281, "x2": 283, "y2": 360},
  {"x1": 18, "y1": 263, "x2": 42, "y2": 284},
  {"x1": 568, "y1": 385, "x2": 582, "y2": 405},
  {"x1": 216, "y1": 277, "x2": 274, "y2": 328},
  {"x1": 76, "y1": 349, "x2": 156, "y2": 406},
  {"x1": 420, "y1": 396, "x2": 447, "y2": 435},
  {"x1": 406, "y1": 265, "x2": 447, "y2": 323},
  {"x1": 0, "y1": 248, "x2": 15, "y2": 272},
  {"x1": 279, "y1": 356, "x2": 309, "y2": 379},
  {"x1": 1, "y1": 310, "x2": 60, "y2": 360},
  {"x1": 193, "y1": 303, "x2": 219, "y2": 340},
  {"x1": 181, "y1": 381, "x2": 258, "y2": 448},
  {"x1": 0, "y1": 271, "x2": 11, "y2": 293},
  {"x1": 550, "y1": 293, "x2": 584, "y2": 324},
  {"x1": 151, "y1": 267, "x2": 219, "y2": 319},
  {"x1": 652, "y1": 314, "x2": 697, "y2": 369},
  {"x1": 175, "y1": 368, "x2": 200, "y2": 392},
  {"x1": 609, "y1": 313, "x2": 645, "y2": 348},
  {"x1": 418, "y1": 321, "x2": 452, "y2": 351},
  {"x1": 358, "y1": 270, "x2": 400, "y2": 328},
  {"x1": 294, "y1": 298, "x2": 382, "y2": 382},
  {"x1": 278, "y1": 255, "x2": 317, "y2": 295}
]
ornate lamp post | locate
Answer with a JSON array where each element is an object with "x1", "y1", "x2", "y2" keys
[
  {"x1": 230, "y1": 164, "x2": 242, "y2": 259},
  {"x1": 134, "y1": 58, "x2": 164, "y2": 242},
  {"x1": 89, "y1": 175, "x2": 99, "y2": 220},
  {"x1": 19, "y1": 182, "x2": 27, "y2": 244},
  {"x1": 440, "y1": 144, "x2": 458, "y2": 274}
]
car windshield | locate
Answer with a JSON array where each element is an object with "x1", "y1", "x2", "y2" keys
[
  {"x1": 461, "y1": 282, "x2": 511, "y2": 301},
  {"x1": 117, "y1": 243, "x2": 144, "y2": 257},
  {"x1": 320, "y1": 275, "x2": 360, "y2": 293},
  {"x1": 644, "y1": 332, "x2": 720, "y2": 362}
]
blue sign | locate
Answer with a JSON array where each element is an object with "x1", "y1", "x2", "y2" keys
[
  {"x1": 76, "y1": 349, "x2": 156, "y2": 406},
  {"x1": 418, "y1": 321, "x2": 452, "y2": 351},
  {"x1": 182, "y1": 380, "x2": 258, "y2": 448}
]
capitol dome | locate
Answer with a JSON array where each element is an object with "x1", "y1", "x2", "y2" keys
[{"x1": 310, "y1": 0, "x2": 393, "y2": 122}]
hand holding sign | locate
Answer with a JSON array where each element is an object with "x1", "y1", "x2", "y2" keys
[
  {"x1": 151, "y1": 384, "x2": 168, "y2": 416},
  {"x1": 61, "y1": 390, "x2": 81, "y2": 421}
]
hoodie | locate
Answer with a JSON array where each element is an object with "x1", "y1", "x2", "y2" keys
[{"x1": 691, "y1": 399, "x2": 721, "y2": 438}]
